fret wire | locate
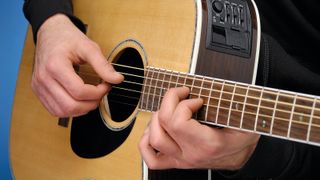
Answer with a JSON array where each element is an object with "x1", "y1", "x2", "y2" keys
[
  {"x1": 183, "y1": 72, "x2": 188, "y2": 86},
  {"x1": 157, "y1": 69, "x2": 167, "y2": 109},
  {"x1": 307, "y1": 96, "x2": 317, "y2": 142},
  {"x1": 191, "y1": 75, "x2": 198, "y2": 119},
  {"x1": 196, "y1": 76, "x2": 205, "y2": 120},
  {"x1": 199, "y1": 76, "x2": 205, "y2": 98},
  {"x1": 175, "y1": 72, "x2": 181, "y2": 88},
  {"x1": 227, "y1": 83, "x2": 237, "y2": 126},
  {"x1": 215, "y1": 80, "x2": 226, "y2": 124},
  {"x1": 254, "y1": 87, "x2": 264, "y2": 132},
  {"x1": 151, "y1": 68, "x2": 161, "y2": 111},
  {"x1": 146, "y1": 68, "x2": 155, "y2": 111},
  {"x1": 190, "y1": 74, "x2": 196, "y2": 93},
  {"x1": 270, "y1": 90, "x2": 280, "y2": 135},
  {"x1": 240, "y1": 85, "x2": 250, "y2": 129},
  {"x1": 205, "y1": 79, "x2": 215, "y2": 122},
  {"x1": 287, "y1": 93, "x2": 298, "y2": 138},
  {"x1": 167, "y1": 70, "x2": 173, "y2": 89},
  {"x1": 140, "y1": 68, "x2": 150, "y2": 109}
]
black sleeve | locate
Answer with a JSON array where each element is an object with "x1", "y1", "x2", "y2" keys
[{"x1": 23, "y1": 0, "x2": 86, "y2": 43}]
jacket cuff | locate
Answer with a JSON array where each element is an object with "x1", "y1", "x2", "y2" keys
[
  {"x1": 23, "y1": 0, "x2": 86, "y2": 43},
  {"x1": 216, "y1": 136, "x2": 294, "y2": 179}
]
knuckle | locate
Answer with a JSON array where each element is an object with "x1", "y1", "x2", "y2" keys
[
  {"x1": 69, "y1": 88, "x2": 84, "y2": 100},
  {"x1": 149, "y1": 137, "x2": 162, "y2": 151},
  {"x1": 60, "y1": 101, "x2": 78, "y2": 115},
  {"x1": 157, "y1": 111, "x2": 168, "y2": 126}
]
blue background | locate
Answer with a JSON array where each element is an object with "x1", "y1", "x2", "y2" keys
[{"x1": 0, "y1": 0, "x2": 28, "y2": 179}]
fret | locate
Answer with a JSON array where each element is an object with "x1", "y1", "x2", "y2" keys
[
  {"x1": 182, "y1": 72, "x2": 188, "y2": 86},
  {"x1": 157, "y1": 69, "x2": 167, "y2": 110},
  {"x1": 215, "y1": 80, "x2": 226, "y2": 124},
  {"x1": 205, "y1": 79, "x2": 215, "y2": 122},
  {"x1": 199, "y1": 76, "x2": 205, "y2": 98},
  {"x1": 146, "y1": 68, "x2": 156, "y2": 111},
  {"x1": 272, "y1": 91, "x2": 294, "y2": 137},
  {"x1": 254, "y1": 87, "x2": 264, "y2": 131},
  {"x1": 307, "y1": 97, "x2": 317, "y2": 142},
  {"x1": 229, "y1": 84, "x2": 248, "y2": 128},
  {"x1": 256, "y1": 89, "x2": 277, "y2": 134},
  {"x1": 140, "y1": 68, "x2": 152, "y2": 110},
  {"x1": 169, "y1": 71, "x2": 179, "y2": 88},
  {"x1": 165, "y1": 70, "x2": 173, "y2": 90},
  {"x1": 239, "y1": 85, "x2": 249, "y2": 129},
  {"x1": 216, "y1": 81, "x2": 235, "y2": 126},
  {"x1": 205, "y1": 79, "x2": 223, "y2": 123},
  {"x1": 196, "y1": 77, "x2": 212, "y2": 121},
  {"x1": 288, "y1": 94, "x2": 314, "y2": 141},
  {"x1": 175, "y1": 72, "x2": 181, "y2": 87},
  {"x1": 150, "y1": 68, "x2": 161, "y2": 111},
  {"x1": 227, "y1": 83, "x2": 237, "y2": 126},
  {"x1": 287, "y1": 94, "x2": 298, "y2": 138},
  {"x1": 270, "y1": 90, "x2": 280, "y2": 135},
  {"x1": 191, "y1": 76, "x2": 203, "y2": 97},
  {"x1": 190, "y1": 76, "x2": 203, "y2": 119},
  {"x1": 189, "y1": 75, "x2": 197, "y2": 99},
  {"x1": 242, "y1": 86, "x2": 262, "y2": 131},
  {"x1": 309, "y1": 99, "x2": 320, "y2": 143}
]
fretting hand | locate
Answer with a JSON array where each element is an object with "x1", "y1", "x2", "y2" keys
[{"x1": 139, "y1": 86, "x2": 260, "y2": 170}]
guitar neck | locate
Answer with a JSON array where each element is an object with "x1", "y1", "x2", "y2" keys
[{"x1": 140, "y1": 66, "x2": 320, "y2": 146}]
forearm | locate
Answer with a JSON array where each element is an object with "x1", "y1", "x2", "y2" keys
[{"x1": 23, "y1": 0, "x2": 86, "y2": 42}]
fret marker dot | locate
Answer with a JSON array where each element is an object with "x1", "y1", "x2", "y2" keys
[
  {"x1": 299, "y1": 115, "x2": 304, "y2": 122},
  {"x1": 262, "y1": 120, "x2": 267, "y2": 128}
]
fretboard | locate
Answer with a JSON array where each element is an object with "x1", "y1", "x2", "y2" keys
[{"x1": 139, "y1": 66, "x2": 320, "y2": 146}]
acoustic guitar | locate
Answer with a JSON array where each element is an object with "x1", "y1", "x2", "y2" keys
[{"x1": 10, "y1": 0, "x2": 320, "y2": 179}]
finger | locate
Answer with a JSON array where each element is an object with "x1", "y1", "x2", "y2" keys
[
  {"x1": 162, "y1": 98, "x2": 203, "y2": 136},
  {"x1": 40, "y1": 75, "x2": 100, "y2": 117},
  {"x1": 158, "y1": 87, "x2": 190, "y2": 127},
  {"x1": 139, "y1": 127, "x2": 178, "y2": 170},
  {"x1": 48, "y1": 57, "x2": 110, "y2": 101},
  {"x1": 78, "y1": 43, "x2": 124, "y2": 84},
  {"x1": 31, "y1": 76, "x2": 62, "y2": 116},
  {"x1": 149, "y1": 112, "x2": 181, "y2": 156}
]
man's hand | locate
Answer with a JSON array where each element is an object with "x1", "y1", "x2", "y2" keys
[
  {"x1": 32, "y1": 14, "x2": 124, "y2": 117},
  {"x1": 139, "y1": 87, "x2": 260, "y2": 170}
]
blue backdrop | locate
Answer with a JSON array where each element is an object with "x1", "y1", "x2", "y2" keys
[{"x1": 0, "y1": 0, "x2": 28, "y2": 179}]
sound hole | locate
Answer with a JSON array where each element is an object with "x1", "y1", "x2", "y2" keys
[
  {"x1": 71, "y1": 47, "x2": 144, "y2": 158},
  {"x1": 107, "y1": 47, "x2": 144, "y2": 122}
]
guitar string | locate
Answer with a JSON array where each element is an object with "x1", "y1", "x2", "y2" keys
[
  {"x1": 107, "y1": 64, "x2": 320, "y2": 113},
  {"x1": 110, "y1": 63, "x2": 320, "y2": 106},
  {"x1": 82, "y1": 69, "x2": 320, "y2": 114},
  {"x1": 93, "y1": 64, "x2": 320, "y2": 120},
  {"x1": 109, "y1": 87, "x2": 320, "y2": 128},
  {"x1": 102, "y1": 64, "x2": 320, "y2": 132},
  {"x1": 117, "y1": 79, "x2": 320, "y2": 115}
]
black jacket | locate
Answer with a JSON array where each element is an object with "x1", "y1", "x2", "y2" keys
[{"x1": 23, "y1": 0, "x2": 320, "y2": 179}]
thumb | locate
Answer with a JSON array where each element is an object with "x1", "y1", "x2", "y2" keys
[{"x1": 80, "y1": 43, "x2": 124, "y2": 84}]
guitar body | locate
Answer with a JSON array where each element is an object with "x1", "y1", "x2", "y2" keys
[{"x1": 10, "y1": 0, "x2": 260, "y2": 179}]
